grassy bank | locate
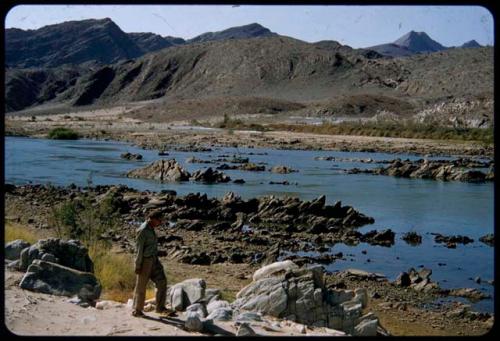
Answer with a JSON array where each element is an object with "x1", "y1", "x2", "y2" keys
[
  {"x1": 4, "y1": 221, "x2": 139, "y2": 302},
  {"x1": 269, "y1": 122, "x2": 494, "y2": 144},
  {"x1": 47, "y1": 127, "x2": 79, "y2": 140},
  {"x1": 210, "y1": 115, "x2": 493, "y2": 144}
]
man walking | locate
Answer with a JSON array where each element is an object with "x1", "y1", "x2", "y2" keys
[{"x1": 132, "y1": 209, "x2": 170, "y2": 317}]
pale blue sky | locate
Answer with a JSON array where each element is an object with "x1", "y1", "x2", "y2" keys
[{"x1": 5, "y1": 5, "x2": 494, "y2": 48}]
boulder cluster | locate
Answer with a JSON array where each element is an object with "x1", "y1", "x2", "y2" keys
[
  {"x1": 347, "y1": 158, "x2": 494, "y2": 182},
  {"x1": 232, "y1": 261, "x2": 381, "y2": 336},
  {"x1": 133, "y1": 261, "x2": 383, "y2": 336},
  {"x1": 5, "y1": 238, "x2": 101, "y2": 304},
  {"x1": 120, "y1": 152, "x2": 143, "y2": 160},
  {"x1": 393, "y1": 268, "x2": 439, "y2": 293},
  {"x1": 126, "y1": 159, "x2": 232, "y2": 183}
]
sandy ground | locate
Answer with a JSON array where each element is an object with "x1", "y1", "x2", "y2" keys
[
  {"x1": 4, "y1": 269, "x2": 197, "y2": 336},
  {"x1": 4, "y1": 268, "x2": 348, "y2": 337},
  {"x1": 5, "y1": 105, "x2": 493, "y2": 158}
]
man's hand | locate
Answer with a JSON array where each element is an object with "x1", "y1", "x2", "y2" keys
[{"x1": 135, "y1": 268, "x2": 141, "y2": 275}]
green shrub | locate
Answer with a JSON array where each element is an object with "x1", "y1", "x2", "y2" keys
[
  {"x1": 49, "y1": 191, "x2": 121, "y2": 247},
  {"x1": 47, "y1": 127, "x2": 79, "y2": 140}
]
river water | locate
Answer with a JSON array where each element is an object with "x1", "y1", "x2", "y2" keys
[{"x1": 4, "y1": 136, "x2": 495, "y2": 312}]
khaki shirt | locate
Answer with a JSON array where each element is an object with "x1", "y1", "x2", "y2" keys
[{"x1": 135, "y1": 221, "x2": 158, "y2": 270}]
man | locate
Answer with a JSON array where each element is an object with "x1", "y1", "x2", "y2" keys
[{"x1": 132, "y1": 209, "x2": 170, "y2": 317}]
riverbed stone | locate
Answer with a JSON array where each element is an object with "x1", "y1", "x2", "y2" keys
[
  {"x1": 207, "y1": 307, "x2": 233, "y2": 321},
  {"x1": 19, "y1": 238, "x2": 93, "y2": 273},
  {"x1": 185, "y1": 311, "x2": 204, "y2": 332},
  {"x1": 20, "y1": 260, "x2": 101, "y2": 301},
  {"x1": 5, "y1": 239, "x2": 31, "y2": 260},
  {"x1": 233, "y1": 261, "x2": 380, "y2": 335},
  {"x1": 168, "y1": 278, "x2": 206, "y2": 311},
  {"x1": 126, "y1": 159, "x2": 190, "y2": 182}
]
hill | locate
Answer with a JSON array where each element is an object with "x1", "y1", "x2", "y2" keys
[
  {"x1": 5, "y1": 18, "x2": 144, "y2": 68},
  {"x1": 188, "y1": 23, "x2": 277, "y2": 43}
]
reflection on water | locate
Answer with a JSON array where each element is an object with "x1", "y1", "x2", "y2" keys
[{"x1": 4, "y1": 136, "x2": 494, "y2": 312}]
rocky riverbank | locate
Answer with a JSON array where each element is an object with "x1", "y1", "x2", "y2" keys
[
  {"x1": 346, "y1": 158, "x2": 494, "y2": 182},
  {"x1": 5, "y1": 114, "x2": 494, "y2": 158},
  {"x1": 4, "y1": 183, "x2": 494, "y2": 336}
]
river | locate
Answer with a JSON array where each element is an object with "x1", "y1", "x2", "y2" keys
[{"x1": 4, "y1": 136, "x2": 494, "y2": 312}]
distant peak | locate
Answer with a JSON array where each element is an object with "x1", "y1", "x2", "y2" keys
[
  {"x1": 461, "y1": 40, "x2": 482, "y2": 48},
  {"x1": 393, "y1": 30, "x2": 445, "y2": 53}
]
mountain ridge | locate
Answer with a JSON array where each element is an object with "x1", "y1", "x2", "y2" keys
[{"x1": 6, "y1": 18, "x2": 486, "y2": 68}]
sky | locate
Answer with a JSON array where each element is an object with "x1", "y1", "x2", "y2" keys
[{"x1": 4, "y1": 5, "x2": 494, "y2": 48}]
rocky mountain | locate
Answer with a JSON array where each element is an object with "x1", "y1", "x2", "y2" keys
[
  {"x1": 368, "y1": 31, "x2": 447, "y2": 57},
  {"x1": 5, "y1": 34, "x2": 493, "y2": 117},
  {"x1": 393, "y1": 31, "x2": 446, "y2": 53},
  {"x1": 127, "y1": 32, "x2": 174, "y2": 53},
  {"x1": 461, "y1": 40, "x2": 482, "y2": 48},
  {"x1": 187, "y1": 23, "x2": 277, "y2": 44},
  {"x1": 5, "y1": 18, "x2": 144, "y2": 68},
  {"x1": 5, "y1": 19, "x2": 276, "y2": 68}
]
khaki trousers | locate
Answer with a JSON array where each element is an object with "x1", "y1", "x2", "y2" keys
[{"x1": 133, "y1": 256, "x2": 167, "y2": 311}]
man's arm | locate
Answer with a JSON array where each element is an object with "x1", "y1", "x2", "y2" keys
[{"x1": 135, "y1": 230, "x2": 146, "y2": 273}]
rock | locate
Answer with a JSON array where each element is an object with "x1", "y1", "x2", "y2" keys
[
  {"x1": 207, "y1": 300, "x2": 230, "y2": 314},
  {"x1": 96, "y1": 300, "x2": 123, "y2": 310},
  {"x1": 239, "y1": 163, "x2": 265, "y2": 171},
  {"x1": 120, "y1": 152, "x2": 142, "y2": 160},
  {"x1": 343, "y1": 269, "x2": 386, "y2": 281},
  {"x1": 168, "y1": 278, "x2": 206, "y2": 311},
  {"x1": 234, "y1": 262, "x2": 380, "y2": 335},
  {"x1": 252, "y1": 260, "x2": 299, "y2": 282},
  {"x1": 401, "y1": 231, "x2": 422, "y2": 245},
  {"x1": 236, "y1": 322, "x2": 257, "y2": 336},
  {"x1": 185, "y1": 311, "x2": 204, "y2": 332},
  {"x1": 186, "y1": 303, "x2": 208, "y2": 318},
  {"x1": 19, "y1": 238, "x2": 93, "y2": 273},
  {"x1": 41, "y1": 253, "x2": 58, "y2": 263},
  {"x1": 353, "y1": 317, "x2": 378, "y2": 336},
  {"x1": 19, "y1": 260, "x2": 101, "y2": 302},
  {"x1": 361, "y1": 159, "x2": 492, "y2": 183},
  {"x1": 190, "y1": 168, "x2": 231, "y2": 183},
  {"x1": 270, "y1": 165, "x2": 297, "y2": 174},
  {"x1": 433, "y1": 233, "x2": 474, "y2": 245},
  {"x1": 394, "y1": 272, "x2": 411, "y2": 287},
  {"x1": 204, "y1": 289, "x2": 221, "y2": 305},
  {"x1": 446, "y1": 288, "x2": 490, "y2": 301},
  {"x1": 7, "y1": 260, "x2": 21, "y2": 271},
  {"x1": 479, "y1": 234, "x2": 494, "y2": 247},
  {"x1": 207, "y1": 307, "x2": 233, "y2": 321},
  {"x1": 354, "y1": 288, "x2": 368, "y2": 308},
  {"x1": 126, "y1": 159, "x2": 190, "y2": 182},
  {"x1": 170, "y1": 286, "x2": 185, "y2": 311},
  {"x1": 235, "y1": 311, "x2": 263, "y2": 323},
  {"x1": 233, "y1": 179, "x2": 245, "y2": 184},
  {"x1": 5, "y1": 239, "x2": 31, "y2": 260},
  {"x1": 362, "y1": 229, "x2": 395, "y2": 246}
]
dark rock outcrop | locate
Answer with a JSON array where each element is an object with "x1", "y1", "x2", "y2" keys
[
  {"x1": 19, "y1": 238, "x2": 94, "y2": 273},
  {"x1": 348, "y1": 158, "x2": 493, "y2": 183},
  {"x1": 19, "y1": 259, "x2": 101, "y2": 301},
  {"x1": 5, "y1": 239, "x2": 31, "y2": 261},
  {"x1": 190, "y1": 168, "x2": 231, "y2": 183},
  {"x1": 126, "y1": 159, "x2": 190, "y2": 182},
  {"x1": 120, "y1": 152, "x2": 143, "y2": 160}
]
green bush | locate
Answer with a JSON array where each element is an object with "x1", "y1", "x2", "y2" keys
[
  {"x1": 47, "y1": 127, "x2": 79, "y2": 140},
  {"x1": 49, "y1": 191, "x2": 121, "y2": 247}
]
